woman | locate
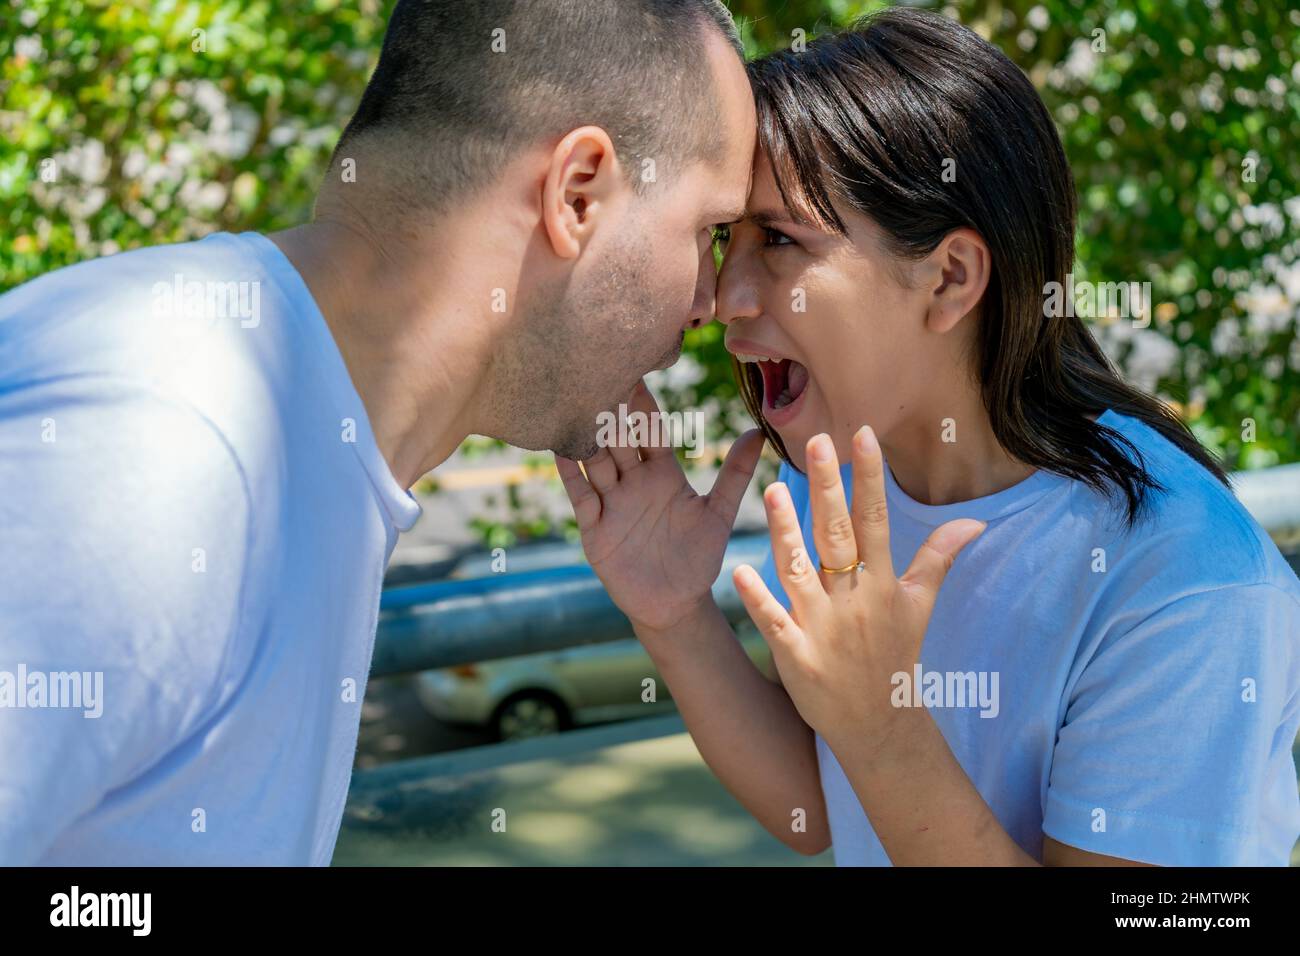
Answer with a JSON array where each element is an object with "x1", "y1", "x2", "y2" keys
[{"x1": 555, "y1": 8, "x2": 1300, "y2": 865}]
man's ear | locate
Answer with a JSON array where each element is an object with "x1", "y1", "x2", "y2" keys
[
  {"x1": 541, "y1": 126, "x2": 623, "y2": 260},
  {"x1": 922, "y1": 228, "x2": 991, "y2": 334}
]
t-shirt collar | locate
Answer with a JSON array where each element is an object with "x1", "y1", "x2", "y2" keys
[{"x1": 877, "y1": 412, "x2": 1123, "y2": 525}]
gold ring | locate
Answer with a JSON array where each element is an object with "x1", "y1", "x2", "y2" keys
[{"x1": 820, "y1": 560, "x2": 865, "y2": 574}]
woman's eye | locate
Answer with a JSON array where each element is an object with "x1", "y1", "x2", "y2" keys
[{"x1": 763, "y1": 227, "x2": 794, "y2": 248}]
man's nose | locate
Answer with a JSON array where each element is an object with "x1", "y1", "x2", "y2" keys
[{"x1": 687, "y1": 243, "x2": 719, "y2": 329}]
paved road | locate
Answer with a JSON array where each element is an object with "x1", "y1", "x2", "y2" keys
[{"x1": 339, "y1": 717, "x2": 832, "y2": 867}]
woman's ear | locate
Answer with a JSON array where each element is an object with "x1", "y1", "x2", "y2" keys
[
  {"x1": 923, "y1": 228, "x2": 991, "y2": 334},
  {"x1": 540, "y1": 126, "x2": 623, "y2": 260}
]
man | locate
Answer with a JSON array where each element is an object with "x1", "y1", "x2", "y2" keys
[{"x1": 0, "y1": 0, "x2": 757, "y2": 864}]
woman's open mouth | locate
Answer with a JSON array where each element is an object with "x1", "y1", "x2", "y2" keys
[{"x1": 731, "y1": 345, "x2": 812, "y2": 428}]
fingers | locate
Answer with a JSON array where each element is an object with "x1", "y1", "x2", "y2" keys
[
  {"x1": 899, "y1": 518, "x2": 986, "y2": 616},
  {"x1": 555, "y1": 455, "x2": 601, "y2": 532},
  {"x1": 733, "y1": 564, "x2": 803, "y2": 655},
  {"x1": 762, "y1": 481, "x2": 827, "y2": 625},
  {"x1": 605, "y1": 433, "x2": 641, "y2": 475},
  {"x1": 849, "y1": 425, "x2": 894, "y2": 578},
  {"x1": 804, "y1": 434, "x2": 859, "y2": 582},
  {"x1": 706, "y1": 429, "x2": 764, "y2": 529},
  {"x1": 629, "y1": 380, "x2": 672, "y2": 462},
  {"x1": 581, "y1": 445, "x2": 619, "y2": 495},
  {"x1": 600, "y1": 381, "x2": 660, "y2": 473}
]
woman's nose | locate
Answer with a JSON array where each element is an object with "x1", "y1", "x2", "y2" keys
[{"x1": 714, "y1": 249, "x2": 761, "y2": 326}]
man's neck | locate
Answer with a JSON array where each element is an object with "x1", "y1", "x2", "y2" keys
[{"x1": 267, "y1": 218, "x2": 489, "y2": 488}]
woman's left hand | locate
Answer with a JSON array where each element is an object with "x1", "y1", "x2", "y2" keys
[{"x1": 734, "y1": 426, "x2": 985, "y2": 764}]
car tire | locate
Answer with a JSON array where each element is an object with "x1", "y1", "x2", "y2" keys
[{"x1": 491, "y1": 692, "x2": 570, "y2": 741}]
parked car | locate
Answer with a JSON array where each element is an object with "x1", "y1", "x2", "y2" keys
[{"x1": 415, "y1": 618, "x2": 774, "y2": 740}]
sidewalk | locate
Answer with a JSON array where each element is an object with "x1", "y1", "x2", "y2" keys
[{"x1": 335, "y1": 717, "x2": 831, "y2": 866}]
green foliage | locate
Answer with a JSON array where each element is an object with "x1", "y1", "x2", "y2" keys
[
  {"x1": 2, "y1": 0, "x2": 391, "y2": 283},
  {"x1": 3, "y1": 0, "x2": 1297, "y2": 548}
]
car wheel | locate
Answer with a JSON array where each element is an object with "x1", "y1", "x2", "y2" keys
[{"x1": 492, "y1": 693, "x2": 568, "y2": 741}]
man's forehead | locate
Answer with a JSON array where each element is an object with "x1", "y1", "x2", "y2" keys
[
  {"x1": 705, "y1": 196, "x2": 748, "y2": 225},
  {"x1": 717, "y1": 167, "x2": 748, "y2": 221},
  {"x1": 708, "y1": 148, "x2": 754, "y2": 222},
  {"x1": 698, "y1": 27, "x2": 756, "y2": 219}
]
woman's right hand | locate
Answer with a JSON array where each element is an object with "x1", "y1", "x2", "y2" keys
[{"x1": 555, "y1": 380, "x2": 766, "y2": 636}]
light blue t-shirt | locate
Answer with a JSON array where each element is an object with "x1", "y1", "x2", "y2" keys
[
  {"x1": 759, "y1": 411, "x2": 1300, "y2": 866},
  {"x1": 0, "y1": 232, "x2": 421, "y2": 864}
]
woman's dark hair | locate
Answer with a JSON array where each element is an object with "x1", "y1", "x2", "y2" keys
[{"x1": 737, "y1": 7, "x2": 1228, "y2": 525}]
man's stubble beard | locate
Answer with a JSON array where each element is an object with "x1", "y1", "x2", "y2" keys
[{"x1": 483, "y1": 237, "x2": 679, "y2": 460}]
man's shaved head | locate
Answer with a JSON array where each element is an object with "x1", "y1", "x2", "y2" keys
[
  {"x1": 329, "y1": 0, "x2": 743, "y2": 210},
  {"x1": 310, "y1": 0, "x2": 756, "y2": 464}
]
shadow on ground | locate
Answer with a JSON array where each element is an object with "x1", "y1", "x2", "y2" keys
[{"x1": 336, "y1": 716, "x2": 830, "y2": 866}]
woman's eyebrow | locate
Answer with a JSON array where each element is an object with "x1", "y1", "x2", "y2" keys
[{"x1": 747, "y1": 209, "x2": 805, "y2": 229}]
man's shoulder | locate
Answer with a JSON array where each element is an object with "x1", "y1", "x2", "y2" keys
[
  {"x1": 0, "y1": 233, "x2": 302, "y2": 487},
  {"x1": 0, "y1": 232, "x2": 281, "y2": 391},
  {"x1": 0, "y1": 376, "x2": 267, "y2": 705},
  {"x1": 1, "y1": 232, "x2": 266, "y2": 320}
]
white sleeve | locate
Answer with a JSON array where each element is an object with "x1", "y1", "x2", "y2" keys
[{"x1": 0, "y1": 379, "x2": 256, "y2": 864}]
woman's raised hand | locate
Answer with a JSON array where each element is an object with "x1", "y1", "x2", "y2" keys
[{"x1": 733, "y1": 426, "x2": 985, "y2": 755}]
